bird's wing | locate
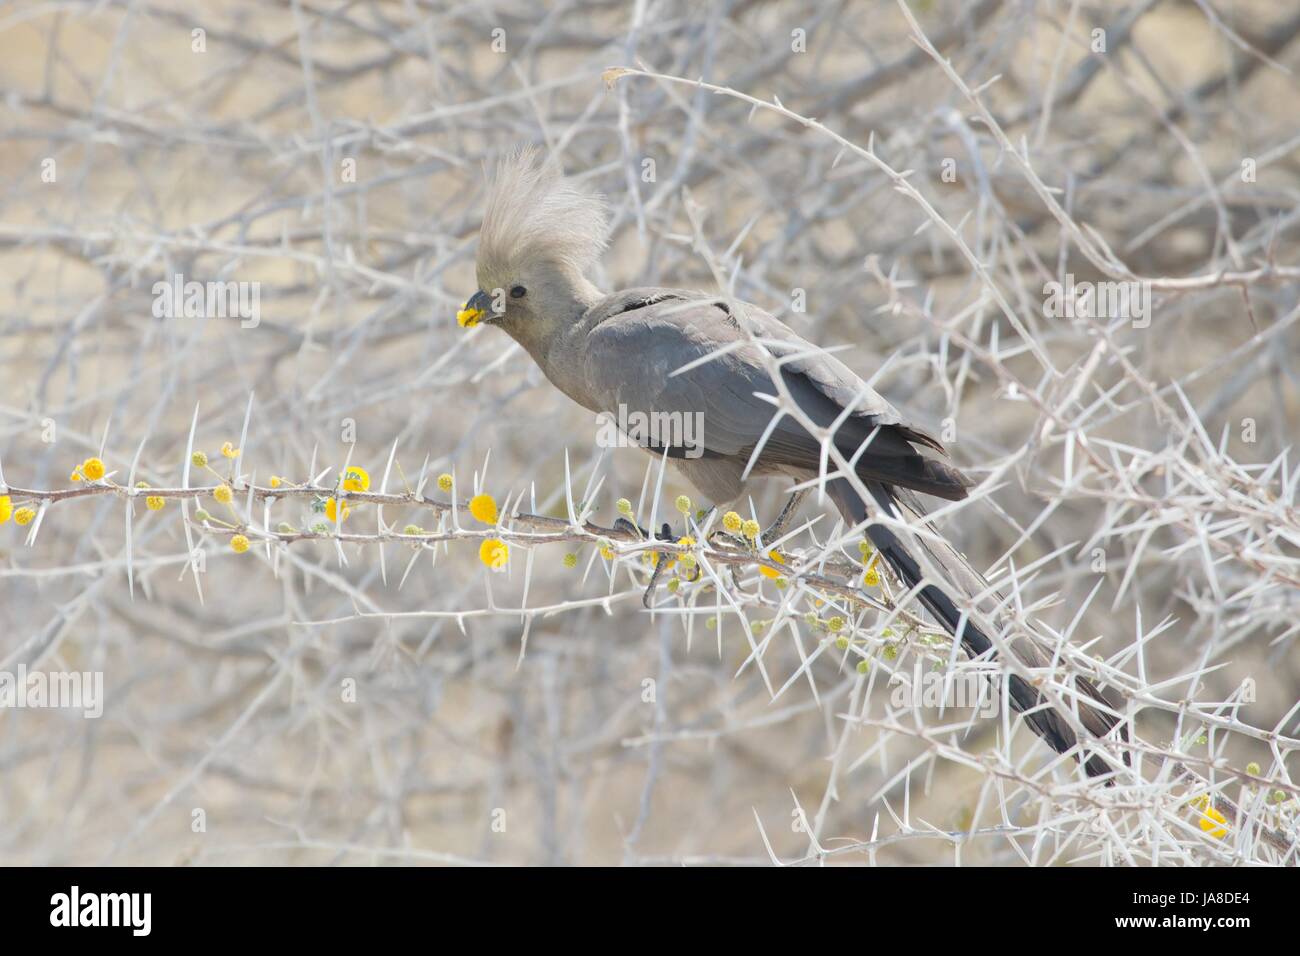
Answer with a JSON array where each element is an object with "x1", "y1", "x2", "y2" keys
[{"x1": 582, "y1": 292, "x2": 968, "y2": 498}]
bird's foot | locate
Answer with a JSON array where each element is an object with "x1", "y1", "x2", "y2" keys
[
  {"x1": 613, "y1": 516, "x2": 674, "y2": 542},
  {"x1": 614, "y1": 518, "x2": 688, "y2": 609}
]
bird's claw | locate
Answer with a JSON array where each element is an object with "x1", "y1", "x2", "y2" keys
[{"x1": 614, "y1": 516, "x2": 673, "y2": 541}]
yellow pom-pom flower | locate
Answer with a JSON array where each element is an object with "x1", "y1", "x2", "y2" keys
[
  {"x1": 191, "y1": 451, "x2": 208, "y2": 468},
  {"x1": 0, "y1": 495, "x2": 11, "y2": 524},
  {"x1": 82, "y1": 458, "x2": 106, "y2": 481},
  {"x1": 722, "y1": 511, "x2": 742, "y2": 533},
  {"x1": 341, "y1": 466, "x2": 370, "y2": 493},
  {"x1": 457, "y1": 301, "x2": 486, "y2": 329},
  {"x1": 479, "y1": 538, "x2": 509, "y2": 569},
  {"x1": 675, "y1": 494, "x2": 692, "y2": 515},
  {"x1": 1192, "y1": 796, "x2": 1228, "y2": 838},
  {"x1": 146, "y1": 496, "x2": 165, "y2": 511},
  {"x1": 325, "y1": 497, "x2": 349, "y2": 523},
  {"x1": 230, "y1": 534, "x2": 250, "y2": 554},
  {"x1": 213, "y1": 484, "x2": 233, "y2": 504},
  {"x1": 14, "y1": 506, "x2": 35, "y2": 526},
  {"x1": 437, "y1": 473, "x2": 454, "y2": 492},
  {"x1": 221, "y1": 441, "x2": 240, "y2": 459},
  {"x1": 759, "y1": 550, "x2": 786, "y2": 580},
  {"x1": 741, "y1": 518, "x2": 760, "y2": 541},
  {"x1": 468, "y1": 493, "x2": 498, "y2": 524},
  {"x1": 862, "y1": 552, "x2": 881, "y2": 588}
]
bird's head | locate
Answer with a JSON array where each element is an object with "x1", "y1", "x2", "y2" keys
[{"x1": 458, "y1": 147, "x2": 609, "y2": 339}]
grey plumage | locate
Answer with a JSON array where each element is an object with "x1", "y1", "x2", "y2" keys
[{"x1": 463, "y1": 150, "x2": 1126, "y2": 779}]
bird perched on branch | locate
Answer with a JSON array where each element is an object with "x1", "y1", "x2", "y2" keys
[{"x1": 457, "y1": 147, "x2": 1126, "y2": 780}]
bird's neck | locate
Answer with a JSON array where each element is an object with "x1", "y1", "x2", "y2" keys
[{"x1": 507, "y1": 275, "x2": 605, "y2": 411}]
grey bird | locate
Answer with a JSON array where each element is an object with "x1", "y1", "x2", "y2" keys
[{"x1": 458, "y1": 149, "x2": 1126, "y2": 780}]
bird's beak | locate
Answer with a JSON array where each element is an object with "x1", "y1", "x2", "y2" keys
[{"x1": 457, "y1": 289, "x2": 493, "y2": 329}]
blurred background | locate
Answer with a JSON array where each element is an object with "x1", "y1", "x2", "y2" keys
[{"x1": 1, "y1": 0, "x2": 1298, "y2": 865}]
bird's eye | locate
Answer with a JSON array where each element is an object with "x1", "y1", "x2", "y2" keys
[{"x1": 510, "y1": 285, "x2": 527, "y2": 299}]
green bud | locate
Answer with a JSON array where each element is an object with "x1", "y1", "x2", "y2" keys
[
  {"x1": 856, "y1": 659, "x2": 870, "y2": 674},
  {"x1": 562, "y1": 552, "x2": 578, "y2": 568},
  {"x1": 1246, "y1": 762, "x2": 1261, "y2": 777},
  {"x1": 616, "y1": 498, "x2": 633, "y2": 516}
]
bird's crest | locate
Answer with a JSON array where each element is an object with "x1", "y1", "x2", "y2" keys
[{"x1": 477, "y1": 147, "x2": 609, "y2": 279}]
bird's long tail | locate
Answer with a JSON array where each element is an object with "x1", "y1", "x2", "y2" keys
[{"x1": 828, "y1": 478, "x2": 1127, "y2": 779}]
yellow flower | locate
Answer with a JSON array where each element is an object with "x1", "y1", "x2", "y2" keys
[
  {"x1": 1192, "y1": 796, "x2": 1228, "y2": 838},
  {"x1": 0, "y1": 495, "x2": 11, "y2": 524},
  {"x1": 70, "y1": 470, "x2": 82, "y2": 482},
  {"x1": 15, "y1": 506, "x2": 36, "y2": 526},
  {"x1": 722, "y1": 511, "x2": 742, "y2": 533},
  {"x1": 325, "y1": 497, "x2": 350, "y2": 522},
  {"x1": 759, "y1": 549, "x2": 786, "y2": 580},
  {"x1": 191, "y1": 451, "x2": 208, "y2": 468},
  {"x1": 221, "y1": 441, "x2": 240, "y2": 459},
  {"x1": 862, "y1": 552, "x2": 880, "y2": 587},
  {"x1": 82, "y1": 458, "x2": 105, "y2": 480},
  {"x1": 269, "y1": 475, "x2": 282, "y2": 489},
  {"x1": 437, "y1": 473, "x2": 453, "y2": 492},
  {"x1": 741, "y1": 518, "x2": 760, "y2": 541},
  {"x1": 599, "y1": 544, "x2": 614, "y2": 561},
  {"x1": 341, "y1": 466, "x2": 370, "y2": 492},
  {"x1": 562, "y1": 553, "x2": 578, "y2": 568},
  {"x1": 479, "y1": 538, "x2": 509, "y2": 569},
  {"x1": 675, "y1": 494, "x2": 692, "y2": 515},
  {"x1": 457, "y1": 301, "x2": 486, "y2": 329},
  {"x1": 230, "y1": 534, "x2": 250, "y2": 554},
  {"x1": 213, "y1": 484, "x2": 233, "y2": 504},
  {"x1": 146, "y1": 496, "x2": 165, "y2": 511},
  {"x1": 468, "y1": 493, "x2": 498, "y2": 524}
]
